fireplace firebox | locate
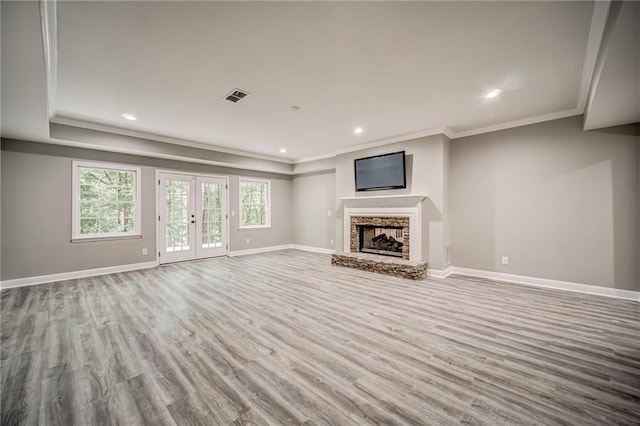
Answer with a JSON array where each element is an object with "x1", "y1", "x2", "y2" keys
[
  {"x1": 358, "y1": 225, "x2": 404, "y2": 258},
  {"x1": 350, "y1": 216, "x2": 410, "y2": 260}
]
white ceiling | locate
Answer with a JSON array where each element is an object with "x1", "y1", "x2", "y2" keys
[
  {"x1": 54, "y1": 1, "x2": 594, "y2": 160},
  {"x1": 1, "y1": 1, "x2": 637, "y2": 163}
]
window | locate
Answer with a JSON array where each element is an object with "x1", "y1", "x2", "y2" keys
[
  {"x1": 239, "y1": 178, "x2": 270, "y2": 228},
  {"x1": 72, "y1": 161, "x2": 141, "y2": 240}
]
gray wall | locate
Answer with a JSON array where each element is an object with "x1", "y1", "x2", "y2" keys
[
  {"x1": 1, "y1": 139, "x2": 292, "y2": 281},
  {"x1": 291, "y1": 157, "x2": 336, "y2": 175},
  {"x1": 292, "y1": 171, "x2": 336, "y2": 249},
  {"x1": 228, "y1": 174, "x2": 292, "y2": 250},
  {"x1": 4, "y1": 116, "x2": 639, "y2": 289},
  {"x1": 451, "y1": 116, "x2": 640, "y2": 291},
  {"x1": 334, "y1": 134, "x2": 451, "y2": 270}
]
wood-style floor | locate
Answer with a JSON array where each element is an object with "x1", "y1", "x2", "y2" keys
[{"x1": 1, "y1": 250, "x2": 639, "y2": 425}]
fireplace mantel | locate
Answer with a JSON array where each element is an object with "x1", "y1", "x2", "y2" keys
[
  {"x1": 338, "y1": 194, "x2": 427, "y2": 208},
  {"x1": 340, "y1": 194, "x2": 426, "y2": 262}
]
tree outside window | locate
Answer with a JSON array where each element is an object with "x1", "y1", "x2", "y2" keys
[
  {"x1": 73, "y1": 161, "x2": 141, "y2": 239},
  {"x1": 239, "y1": 179, "x2": 270, "y2": 228}
]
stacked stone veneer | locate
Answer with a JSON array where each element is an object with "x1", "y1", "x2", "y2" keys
[
  {"x1": 350, "y1": 216, "x2": 410, "y2": 260},
  {"x1": 333, "y1": 215, "x2": 425, "y2": 280},
  {"x1": 331, "y1": 252, "x2": 427, "y2": 280}
]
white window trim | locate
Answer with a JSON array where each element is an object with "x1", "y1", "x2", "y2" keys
[
  {"x1": 72, "y1": 160, "x2": 142, "y2": 241},
  {"x1": 238, "y1": 177, "x2": 271, "y2": 230}
]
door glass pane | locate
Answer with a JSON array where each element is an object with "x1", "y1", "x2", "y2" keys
[
  {"x1": 201, "y1": 182, "x2": 223, "y2": 248},
  {"x1": 165, "y1": 180, "x2": 190, "y2": 252}
]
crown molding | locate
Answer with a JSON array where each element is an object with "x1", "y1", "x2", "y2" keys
[
  {"x1": 39, "y1": 0, "x2": 607, "y2": 167},
  {"x1": 292, "y1": 109, "x2": 583, "y2": 163},
  {"x1": 293, "y1": 152, "x2": 338, "y2": 164},
  {"x1": 41, "y1": 136, "x2": 296, "y2": 175},
  {"x1": 451, "y1": 109, "x2": 582, "y2": 140},
  {"x1": 332, "y1": 127, "x2": 452, "y2": 157},
  {"x1": 51, "y1": 116, "x2": 295, "y2": 165},
  {"x1": 292, "y1": 126, "x2": 451, "y2": 164},
  {"x1": 441, "y1": 127, "x2": 455, "y2": 139},
  {"x1": 51, "y1": 110, "x2": 585, "y2": 168}
]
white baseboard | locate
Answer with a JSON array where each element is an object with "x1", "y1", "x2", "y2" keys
[
  {"x1": 1, "y1": 245, "x2": 333, "y2": 289},
  {"x1": 450, "y1": 267, "x2": 639, "y2": 302},
  {"x1": 0, "y1": 261, "x2": 158, "y2": 290},
  {"x1": 229, "y1": 244, "x2": 335, "y2": 257},
  {"x1": 427, "y1": 267, "x2": 453, "y2": 279},
  {"x1": 228, "y1": 244, "x2": 293, "y2": 257},
  {"x1": 290, "y1": 244, "x2": 335, "y2": 255},
  {"x1": 5, "y1": 253, "x2": 635, "y2": 303}
]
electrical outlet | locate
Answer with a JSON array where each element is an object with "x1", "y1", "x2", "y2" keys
[
  {"x1": 142, "y1": 248, "x2": 148, "y2": 255},
  {"x1": 327, "y1": 210, "x2": 332, "y2": 217},
  {"x1": 246, "y1": 238, "x2": 251, "y2": 245},
  {"x1": 501, "y1": 256, "x2": 509, "y2": 265},
  {"x1": 330, "y1": 239, "x2": 334, "y2": 245},
  {"x1": 231, "y1": 211, "x2": 236, "y2": 216}
]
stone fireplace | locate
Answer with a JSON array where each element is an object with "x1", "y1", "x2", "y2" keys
[
  {"x1": 331, "y1": 195, "x2": 428, "y2": 279},
  {"x1": 351, "y1": 216, "x2": 410, "y2": 259}
]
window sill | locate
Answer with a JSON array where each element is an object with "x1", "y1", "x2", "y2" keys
[
  {"x1": 71, "y1": 234, "x2": 142, "y2": 243},
  {"x1": 238, "y1": 226, "x2": 272, "y2": 231}
]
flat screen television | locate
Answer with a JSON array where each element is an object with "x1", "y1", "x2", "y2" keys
[{"x1": 354, "y1": 151, "x2": 406, "y2": 191}]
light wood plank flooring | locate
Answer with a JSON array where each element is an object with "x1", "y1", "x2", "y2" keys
[{"x1": 1, "y1": 250, "x2": 639, "y2": 425}]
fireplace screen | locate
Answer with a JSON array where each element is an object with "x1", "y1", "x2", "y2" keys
[{"x1": 358, "y1": 225, "x2": 404, "y2": 257}]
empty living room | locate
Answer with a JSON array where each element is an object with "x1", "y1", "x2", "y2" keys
[{"x1": 1, "y1": 1, "x2": 639, "y2": 425}]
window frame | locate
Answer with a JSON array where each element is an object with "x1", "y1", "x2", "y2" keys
[
  {"x1": 72, "y1": 160, "x2": 142, "y2": 241},
  {"x1": 238, "y1": 177, "x2": 271, "y2": 230}
]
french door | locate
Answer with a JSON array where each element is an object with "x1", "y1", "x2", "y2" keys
[{"x1": 158, "y1": 172, "x2": 228, "y2": 264}]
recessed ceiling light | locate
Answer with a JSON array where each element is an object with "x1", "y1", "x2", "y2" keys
[
  {"x1": 280, "y1": 148, "x2": 287, "y2": 153},
  {"x1": 122, "y1": 113, "x2": 137, "y2": 121},
  {"x1": 485, "y1": 89, "x2": 501, "y2": 99},
  {"x1": 290, "y1": 106, "x2": 300, "y2": 111},
  {"x1": 354, "y1": 127, "x2": 363, "y2": 134}
]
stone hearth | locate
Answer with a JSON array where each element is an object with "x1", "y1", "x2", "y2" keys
[{"x1": 331, "y1": 251, "x2": 426, "y2": 280}]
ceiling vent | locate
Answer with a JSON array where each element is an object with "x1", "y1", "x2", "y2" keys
[{"x1": 224, "y1": 89, "x2": 250, "y2": 103}]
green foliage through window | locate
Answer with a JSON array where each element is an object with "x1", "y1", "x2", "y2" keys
[
  {"x1": 164, "y1": 180, "x2": 190, "y2": 251},
  {"x1": 78, "y1": 166, "x2": 137, "y2": 236},
  {"x1": 201, "y1": 182, "x2": 223, "y2": 248},
  {"x1": 240, "y1": 180, "x2": 269, "y2": 227}
]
